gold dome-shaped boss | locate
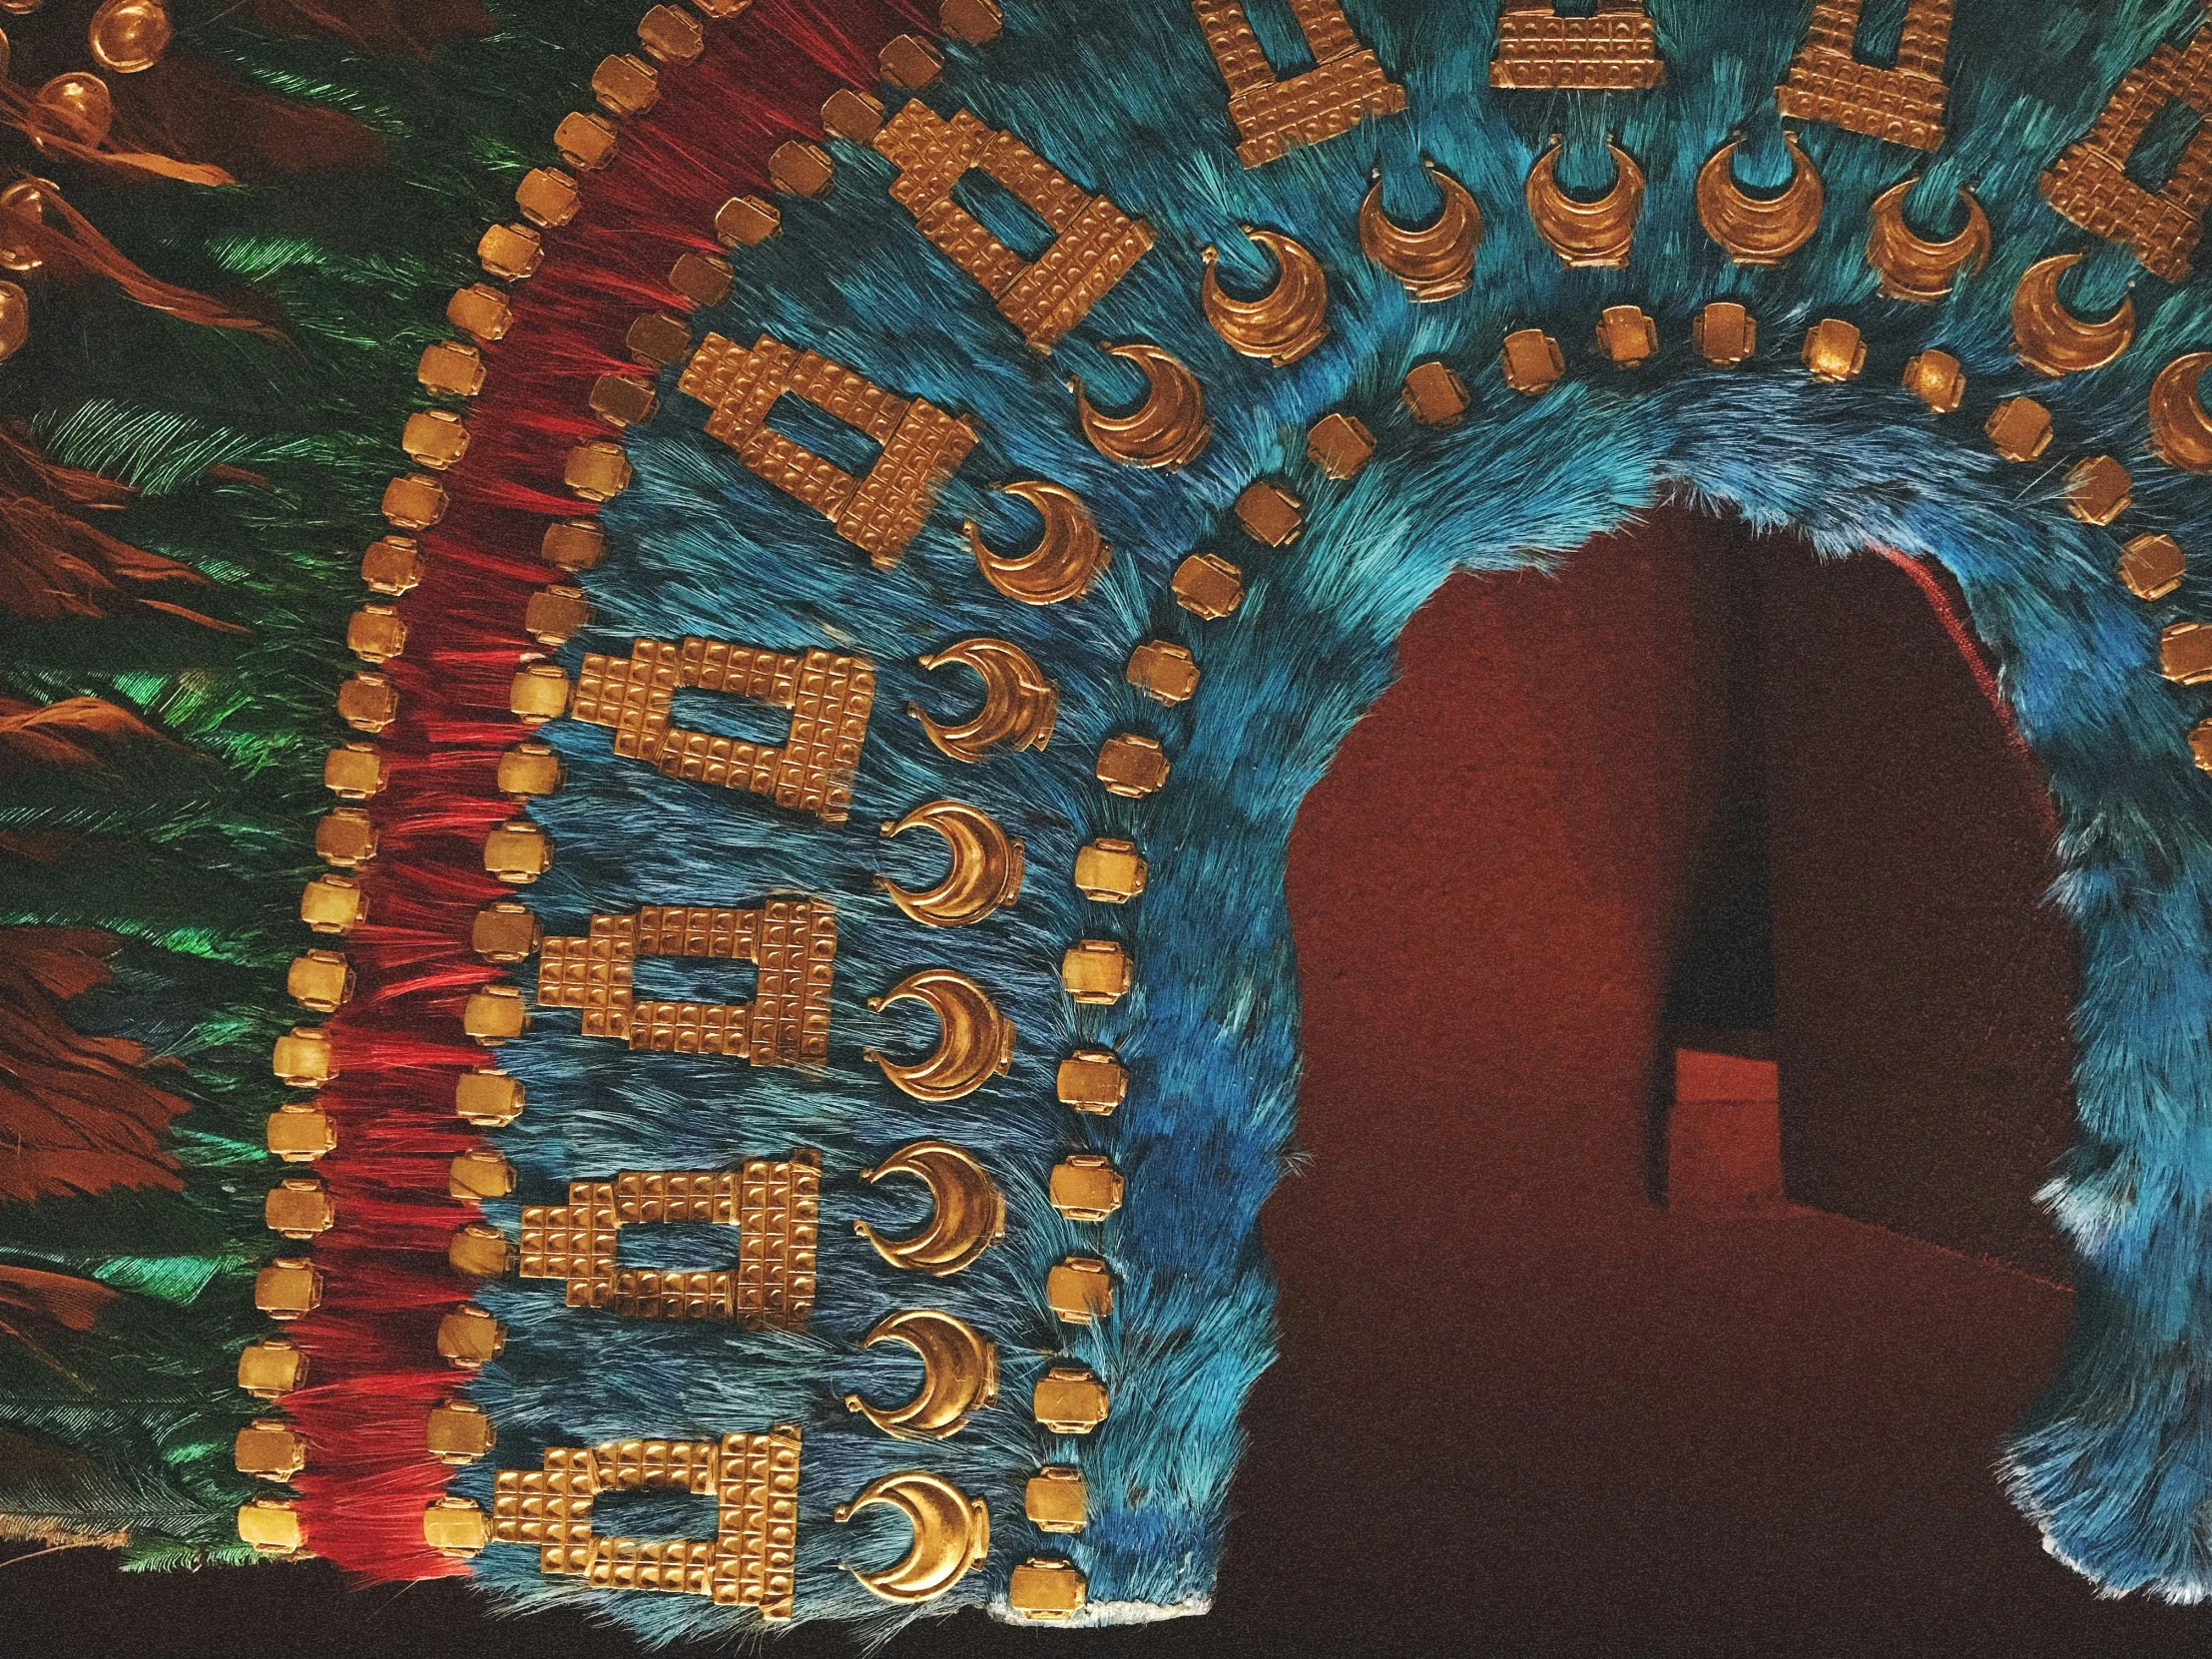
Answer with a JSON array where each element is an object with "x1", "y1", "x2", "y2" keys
[
  {"x1": 35, "y1": 73, "x2": 112, "y2": 149},
  {"x1": 0, "y1": 279, "x2": 27, "y2": 363},
  {"x1": 88, "y1": 0, "x2": 171, "y2": 73}
]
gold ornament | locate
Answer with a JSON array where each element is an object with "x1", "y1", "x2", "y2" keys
[
  {"x1": 832, "y1": 1470, "x2": 990, "y2": 1604},
  {"x1": 35, "y1": 73, "x2": 112, "y2": 147},
  {"x1": 1072, "y1": 342, "x2": 1212, "y2": 469},
  {"x1": 1306, "y1": 411, "x2": 1376, "y2": 478},
  {"x1": 864, "y1": 973, "x2": 1015, "y2": 1103},
  {"x1": 853, "y1": 1141, "x2": 1007, "y2": 1278},
  {"x1": 2149, "y1": 351, "x2": 2212, "y2": 473},
  {"x1": 0, "y1": 279, "x2": 27, "y2": 362},
  {"x1": 878, "y1": 800, "x2": 1024, "y2": 928},
  {"x1": 843, "y1": 1309, "x2": 1000, "y2": 1440},
  {"x1": 1695, "y1": 134, "x2": 1824, "y2": 267},
  {"x1": 87, "y1": 0, "x2": 170, "y2": 73},
  {"x1": 1525, "y1": 136, "x2": 1642, "y2": 269},
  {"x1": 1490, "y1": 1, "x2": 1663, "y2": 91},
  {"x1": 1191, "y1": 0, "x2": 1404, "y2": 168},
  {"x1": 1864, "y1": 179, "x2": 1988, "y2": 301},
  {"x1": 1202, "y1": 228, "x2": 1330, "y2": 366},
  {"x1": 906, "y1": 637, "x2": 1058, "y2": 764},
  {"x1": 1776, "y1": 0, "x2": 1953, "y2": 152},
  {"x1": 2010, "y1": 253, "x2": 2133, "y2": 377},
  {"x1": 1359, "y1": 160, "x2": 1480, "y2": 301},
  {"x1": 1008, "y1": 1556, "x2": 1088, "y2": 1619},
  {"x1": 2039, "y1": 28, "x2": 2212, "y2": 281},
  {"x1": 965, "y1": 481, "x2": 1110, "y2": 605}
]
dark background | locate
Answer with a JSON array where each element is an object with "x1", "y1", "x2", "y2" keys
[{"x1": 3, "y1": 509, "x2": 2203, "y2": 1657}]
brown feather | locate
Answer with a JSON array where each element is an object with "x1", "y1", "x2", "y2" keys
[{"x1": 0, "y1": 696, "x2": 170, "y2": 771}]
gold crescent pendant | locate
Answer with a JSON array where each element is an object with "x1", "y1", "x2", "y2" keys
[
  {"x1": 878, "y1": 800, "x2": 1024, "y2": 928},
  {"x1": 904, "y1": 637, "x2": 1058, "y2": 765},
  {"x1": 1695, "y1": 133, "x2": 1824, "y2": 268},
  {"x1": 1072, "y1": 341, "x2": 1212, "y2": 469},
  {"x1": 2149, "y1": 351, "x2": 2212, "y2": 473},
  {"x1": 833, "y1": 1469, "x2": 991, "y2": 1603},
  {"x1": 863, "y1": 972, "x2": 1015, "y2": 1103},
  {"x1": 964, "y1": 480, "x2": 1110, "y2": 606},
  {"x1": 1863, "y1": 178, "x2": 1990, "y2": 302},
  {"x1": 2010, "y1": 251, "x2": 2134, "y2": 377},
  {"x1": 851, "y1": 1139, "x2": 1008, "y2": 1274},
  {"x1": 1360, "y1": 159, "x2": 1481, "y2": 301},
  {"x1": 1524, "y1": 135, "x2": 1643, "y2": 270},
  {"x1": 843, "y1": 1309, "x2": 1001, "y2": 1440},
  {"x1": 1202, "y1": 227, "x2": 1330, "y2": 366}
]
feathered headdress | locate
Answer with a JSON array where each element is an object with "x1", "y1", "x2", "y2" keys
[{"x1": 10, "y1": 0, "x2": 2212, "y2": 1637}]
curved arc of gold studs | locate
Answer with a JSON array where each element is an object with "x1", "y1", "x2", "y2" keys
[
  {"x1": 905, "y1": 637, "x2": 1059, "y2": 764},
  {"x1": 877, "y1": 800, "x2": 1024, "y2": 927},
  {"x1": 1864, "y1": 178, "x2": 1990, "y2": 302},
  {"x1": 1695, "y1": 133, "x2": 1824, "y2": 268},
  {"x1": 1202, "y1": 226, "x2": 1331, "y2": 365},
  {"x1": 1359, "y1": 159, "x2": 1481, "y2": 301},
  {"x1": 1072, "y1": 341, "x2": 1212, "y2": 469},
  {"x1": 842, "y1": 1308, "x2": 1000, "y2": 1440},
  {"x1": 863, "y1": 971, "x2": 1016, "y2": 1103},
  {"x1": 1524, "y1": 135, "x2": 1643, "y2": 270},
  {"x1": 964, "y1": 480, "x2": 1110, "y2": 605},
  {"x1": 2010, "y1": 252, "x2": 2134, "y2": 377},
  {"x1": 2149, "y1": 351, "x2": 2212, "y2": 473},
  {"x1": 851, "y1": 1139, "x2": 1009, "y2": 1272},
  {"x1": 832, "y1": 1469, "x2": 992, "y2": 1603}
]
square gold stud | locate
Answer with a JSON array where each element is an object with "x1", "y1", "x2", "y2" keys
[
  {"x1": 323, "y1": 743, "x2": 386, "y2": 800},
  {"x1": 471, "y1": 900, "x2": 540, "y2": 962},
  {"x1": 285, "y1": 949, "x2": 353, "y2": 1012},
  {"x1": 1595, "y1": 304, "x2": 1657, "y2": 368},
  {"x1": 235, "y1": 1420, "x2": 307, "y2": 1480},
  {"x1": 436, "y1": 1306, "x2": 505, "y2": 1369},
  {"x1": 1400, "y1": 359, "x2": 1469, "y2": 425},
  {"x1": 1691, "y1": 301, "x2": 1756, "y2": 367},
  {"x1": 626, "y1": 311, "x2": 691, "y2": 366},
  {"x1": 455, "y1": 1068, "x2": 525, "y2": 1128},
  {"x1": 1056, "y1": 1048, "x2": 1126, "y2": 1113},
  {"x1": 1125, "y1": 640, "x2": 1200, "y2": 704},
  {"x1": 880, "y1": 33, "x2": 943, "y2": 89},
  {"x1": 940, "y1": 0, "x2": 1002, "y2": 45},
  {"x1": 300, "y1": 874, "x2": 366, "y2": 935},
  {"x1": 381, "y1": 472, "x2": 448, "y2": 531},
  {"x1": 497, "y1": 741, "x2": 564, "y2": 798},
  {"x1": 823, "y1": 89, "x2": 885, "y2": 144},
  {"x1": 237, "y1": 1340, "x2": 306, "y2": 1399},
  {"x1": 1095, "y1": 733, "x2": 1169, "y2": 797},
  {"x1": 256, "y1": 1258, "x2": 324, "y2": 1320},
  {"x1": 515, "y1": 167, "x2": 580, "y2": 230},
  {"x1": 667, "y1": 251, "x2": 733, "y2": 308},
  {"x1": 361, "y1": 534, "x2": 422, "y2": 595},
  {"x1": 555, "y1": 111, "x2": 620, "y2": 172},
  {"x1": 2162, "y1": 622, "x2": 2212, "y2": 684},
  {"x1": 638, "y1": 4, "x2": 703, "y2": 64},
  {"x1": 484, "y1": 819, "x2": 552, "y2": 884},
  {"x1": 592, "y1": 54, "x2": 660, "y2": 119},
  {"x1": 417, "y1": 338, "x2": 484, "y2": 398},
  {"x1": 1801, "y1": 318, "x2": 1865, "y2": 383},
  {"x1": 1031, "y1": 1366, "x2": 1108, "y2": 1433},
  {"x1": 400, "y1": 409, "x2": 468, "y2": 471},
  {"x1": 1902, "y1": 349, "x2": 1965, "y2": 413},
  {"x1": 1235, "y1": 479, "x2": 1304, "y2": 546},
  {"x1": 564, "y1": 440, "x2": 632, "y2": 501},
  {"x1": 273, "y1": 1025, "x2": 335, "y2": 1085},
  {"x1": 590, "y1": 374, "x2": 657, "y2": 429},
  {"x1": 1306, "y1": 412, "x2": 1376, "y2": 480},
  {"x1": 1499, "y1": 327, "x2": 1564, "y2": 394},
  {"x1": 426, "y1": 1399, "x2": 497, "y2": 1465},
  {"x1": 510, "y1": 662, "x2": 572, "y2": 722},
  {"x1": 541, "y1": 518, "x2": 606, "y2": 570},
  {"x1": 769, "y1": 140, "x2": 834, "y2": 198},
  {"x1": 1008, "y1": 1558, "x2": 1088, "y2": 1620},
  {"x1": 1060, "y1": 939, "x2": 1132, "y2": 1005},
  {"x1": 345, "y1": 604, "x2": 407, "y2": 664},
  {"x1": 1045, "y1": 1256, "x2": 1114, "y2": 1324},
  {"x1": 2065, "y1": 455, "x2": 2132, "y2": 525},
  {"x1": 449, "y1": 1146, "x2": 517, "y2": 1197},
  {"x1": 524, "y1": 585, "x2": 589, "y2": 646},
  {"x1": 1985, "y1": 396, "x2": 2052, "y2": 462},
  {"x1": 1171, "y1": 553, "x2": 1244, "y2": 620},
  {"x1": 265, "y1": 1105, "x2": 335, "y2": 1162},
  {"x1": 446, "y1": 283, "x2": 511, "y2": 341},
  {"x1": 1024, "y1": 1465, "x2": 1088, "y2": 1533},
  {"x1": 265, "y1": 1178, "x2": 334, "y2": 1240},
  {"x1": 477, "y1": 222, "x2": 543, "y2": 281},
  {"x1": 2120, "y1": 532, "x2": 2185, "y2": 601},
  {"x1": 448, "y1": 1221, "x2": 513, "y2": 1278},
  {"x1": 1073, "y1": 837, "x2": 1148, "y2": 901},
  {"x1": 715, "y1": 195, "x2": 781, "y2": 248},
  {"x1": 422, "y1": 1498, "x2": 492, "y2": 1559},
  {"x1": 314, "y1": 807, "x2": 377, "y2": 867},
  {"x1": 237, "y1": 1499, "x2": 304, "y2": 1557},
  {"x1": 1048, "y1": 1154, "x2": 1124, "y2": 1223}
]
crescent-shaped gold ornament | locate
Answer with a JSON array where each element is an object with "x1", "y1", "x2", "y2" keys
[
  {"x1": 1201, "y1": 227, "x2": 1330, "y2": 366},
  {"x1": 964, "y1": 481, "x2": 1110, "y2": 606},
  {"x1": 906, "y1": 638, "x2": 1058, "y2": 765},
  {"x1": 843, "y1": 1308, "x2": 1000, "y2": 1440},
  {"x1": 1863, "y1": 179, "x2": 1990, "y2": 302},
  {"x1": 1359, "y1": 159, "x2": 1481, "y2": 301},
  {"x1": 878, "y1": 800, "x2": 1024, "y2": 928},
  {"x1": 2149, "y1": 351, "x2": 2212, "y2": 473},
  {"x1": 1072, "y1": 342, "x2": 1212, "y2": 469},
  {"x1": 1695, "y1": 134, "x2": 1824, "y2": 268},
  {"x1": 2010, "y1": 252, "x2": 2134, "y2": 377},
  {"x1": 833, "y1": 1469, "x2": 991, "y2": 1603},
  {"x1": 864, "y1": 972, "x2": 1015, "y2": 1104},
  {"x1": 852, "y1": 1139, "x2": 1008, "y2": 1274},
  {"x1": 1525, "y1": 135, "x2": 1644, "y2": 270}
]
